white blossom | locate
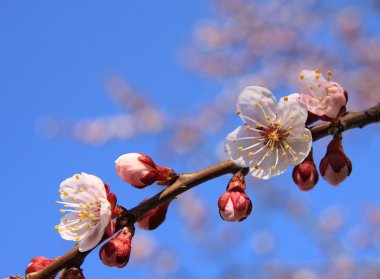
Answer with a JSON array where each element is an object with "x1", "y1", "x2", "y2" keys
[
  {"x1": 55, "y1": 173, "x2": 111, "y2": 252},
  {"x1": 225, "y1": 86, "x2": 312, "y2": 179}
]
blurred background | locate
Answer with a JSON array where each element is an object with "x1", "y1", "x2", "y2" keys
[{"x1": 1, "y1": 0, "x2": 380, "y2": 278}]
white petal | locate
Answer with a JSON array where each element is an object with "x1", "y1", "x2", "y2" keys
[
  {"x1": 298, "y1": 70, "x2": 327, "y2": 97},
  {"x1": 78, "y1": 224, "x2": 104, "y2": 252},
  {"x1": 82, "y1": 173, "x2": 107, "y2": 199},
  {"x1": 285, "y1": 128, "x2": 312, "y2": 166},
  {"x1": 225, "y1": 126, "x2": 266, "y2": 168},
  {"x1": 249, "y1": 147, "x2": 289, "y2": 179},
  {"x1": 237, "y1": 86, "x2": 277, "y2": 126},
  {"x1": 277, "y1": 93, "x2": 308, "y2": 135}
]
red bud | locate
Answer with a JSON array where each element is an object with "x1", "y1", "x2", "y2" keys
[{"x1": 99, "y1": 226, "x2": 134, "y2": 268}]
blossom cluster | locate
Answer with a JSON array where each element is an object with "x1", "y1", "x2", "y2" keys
[{"x1": 225, "y1": 69, "x2": 351, "y2": 191}]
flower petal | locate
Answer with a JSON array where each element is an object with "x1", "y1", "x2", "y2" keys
[
  {"x1": 285, "y1": 128, "x2": 312, "y2": 166},
  {"x1": 237, "y1": 86, "x2": 277, "y2": 127},
  {"x1": 277, "y1": 94, "x2": 308, "y2": 135},
  {"x1": 78, "y1": 224, "x2": 104, "y2": 252},
  {"x1": 298, "y1": 70, "x2": 327, "y2": 97},
  {"x1": 225, "y1": 126, "x2": 266, "y2": 168}
]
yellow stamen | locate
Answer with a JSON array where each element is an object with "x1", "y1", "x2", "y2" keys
[
  {"x1": 315, "y1": 68, "x2": 320, "y2": 74},
  {"x1": 290, "y1": 115, "x2": 295, "y2": 120},
  {"x1": 309, "y1": 84, "x2": 313, "y2": 90},
  {"x1": 255, "y1": 103, "x2": 260, "y2": 108},
  {"x1": 284, "y1": 96, "x2": 288, "y2": 101},
  {"x1": 248, "y1": 152, "x2": 254, "y2": 157},
  {"x1": 316, "y1": 74, "x2": 320, "y2": 80},
  {"x1": 300, "y1": 74, "x2": 304, "y2": 80},
  {"x1": 271, "y1": 165, "x2": 276, "y2": 170},
  {"x1": 54, "y1": 225, "x2": 60, "y2": 230},
  {"x1": 265, "y1": 116, "x2": 271, "y2": 121},
  {"x1": 238, "y1": 146, "x2": 243, "y2": 151},
  {"x1": 253, "y1": 164, "x2": 259, "y2": 169},
  {"x1": 245, "y1": 125, "x2": 250, "y2": 130},
  {"x1": 285, "y1": 145, "x2": 290, "y2": 150},
  {"x1": 59, "y1": 209, "x2": 65, "y2": 214},
  {"x1": 236, "y1": 109, "x2": 241, "y2": 115},
  {"x1": 75, "y1": 174, "x2": 80, "y2": 180},
  {"x1": 281, "y1": 152, "x2": 287, "y2": 157},
  {"x1": 293, "y1": 157, "x2": 299, "y2": 162}
]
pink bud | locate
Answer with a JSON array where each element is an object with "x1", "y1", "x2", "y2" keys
[
  {"x1": 319, "y1": 135, "x2": 352, "y2": 186},
  {"x1": 292, "y1": 151, "x2": 319, "y2": 191},
  {"x1": 25, "y1": 256, "x2": 56, "y2": 279},
  {"x1": 60, "y1": 267, "x2": 86, "y2": 279},
  {"x1": 99, "y1": 226, "x2": 133, "y2": 268},
  {"x1": 218, "y1": 191, "x2": 252, "y2": 222},
  {"x1": 136, "y1": 201, "x2": 170, "y2": 230},
  {"x1": 115, "y1": 153, "x2": 175, "y2": 188},
  {"x1": 115, "y1": 153, "x2": 158, "y2": 188}
]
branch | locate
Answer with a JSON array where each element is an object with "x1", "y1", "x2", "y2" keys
[{"x1": 27, "y1": 103, "x2": 380, "y2": 279}]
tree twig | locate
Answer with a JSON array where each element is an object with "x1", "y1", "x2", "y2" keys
[{"x1": 26, "y1": 103, "x2": 380, "y2": 279}]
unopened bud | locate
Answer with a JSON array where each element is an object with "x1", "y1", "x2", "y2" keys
[
  {"x1": 99, "y1": 226, "x2": 134, "y2": 268},
  {"x1": 218, "y1": 191, "x2": 252, "y2": 222},
  {"x1": 115, "y1": 153, "x2": 175, "y2": 188},
  {"x1": 60, "y1": 267, "x2": 86, "y2": 279},
  {"x1": 319, "y1": 135, "x2": 352, "y2": 186},
  {"x1": 136, "y1": 201, "x2": 170, "y2": 230},
  {"x1": 25, "y1": 256, "x2": 56, "y2": 279},
  {"x1": 292, "y1": 150, "x2": 319, "y2": 191}
]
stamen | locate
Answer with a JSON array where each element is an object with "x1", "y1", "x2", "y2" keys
[{"x1": 236, "y1": 109, "x2": 241, "y2": 115}]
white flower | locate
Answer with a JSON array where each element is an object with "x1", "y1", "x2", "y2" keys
[
  {"x1": 225, "y1": 86, "x2": 312, "y2": 179},
  {"x1": 55, "y1": 173, "x2": 112, "y2": 252},
  {"x1": 298, "y1": 69, "x2": 347, "y2": 119}
]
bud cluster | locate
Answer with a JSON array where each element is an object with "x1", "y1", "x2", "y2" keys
[{"x1": 293, "y1": 134, "x2": 352, "y2": 190}]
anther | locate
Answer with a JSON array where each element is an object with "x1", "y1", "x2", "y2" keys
[
  {"x1": 284, "y1": 96, "x2": 288, "y2": 101},
  {"x1": 255, "y1": 103, "x2": 260, "y2": 108},
  {"x1": 59, "y1": 209, "x2": 65, "y2": 214},
  {"x1": 300, "y1": 74, "x2": 304, "y2": 80},
  {"x1": 271, "y1": 165, "x2": 276, "y2": 170},
  {"x1": 253, "y1": 164, "x2": 259, "y2": 169},
  {"x1": 238, "y1": 146, "x2": 243, "y2": 151},
  {"x1": 265, "y1": 116, "x2": 271, "y2": 121},
  {"x1": 236, "y1": 109, "x2": 241, "y2": 115},
  {"x1": 293, "y1": 157, "x2": 299, "y2": 162},
  {"x1": 248, "y1": 152, "x2": 254, "y2": 157}
]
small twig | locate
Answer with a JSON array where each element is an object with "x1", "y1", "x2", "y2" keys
[{"x1": 27, "y1": 103, "x2": 380, "y2": 279}]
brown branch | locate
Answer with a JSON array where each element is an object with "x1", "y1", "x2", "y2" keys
[{"x1": 27, "y1": 103, "x2": 380, "y2": 279}]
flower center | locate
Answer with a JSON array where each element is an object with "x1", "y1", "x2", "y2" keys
[{"x1": 55, "y1": 190, "x2": 102, "y2": 242}]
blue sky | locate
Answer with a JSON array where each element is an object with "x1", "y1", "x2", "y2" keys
[{"x1": 1, "y1": 1, "x2": 380, "y2": 278}]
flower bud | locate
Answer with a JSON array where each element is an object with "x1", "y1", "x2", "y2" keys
[
  {"x1": 99, "y1": 226, "x2": 134, "y2": 268},
  {"x1": 136, "y1": 201, "x2": 170, "y2": 230},
  {"x1": 218, "y1": 191, "x2": 252, "y2": 222},
  {"x1": 115, "y1": 153, "x2": 175, "y2": 188},
  {"x1": 292, "y1": 150, "x2": 319, "y2": 191},
  {"x1": 60, "y1": 267, "x2": 86, "y2": 279},
  {"x1": 319, "y1": 135, "x2": 352, "y2": 186},
  {"x1": 25, "y1": 256, "x2": 56, "y2": 279}
]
